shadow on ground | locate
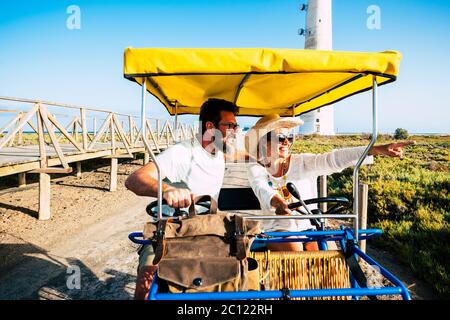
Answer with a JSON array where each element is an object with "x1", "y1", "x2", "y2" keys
[{"x1": 0, "y1": 241, "x2": 136, "y2": 300}]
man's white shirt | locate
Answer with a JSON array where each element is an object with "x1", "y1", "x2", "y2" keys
[{"x1": 156, "y1": 138, "x2": 225, "y2": 201}]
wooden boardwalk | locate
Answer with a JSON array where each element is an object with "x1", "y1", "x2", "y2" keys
[
  {"x1": 0, "y1": 143, "x2": 142, "y2": 175},
  {"x1": 0, "y1": 96, "x2": 197, "y2": 220}
]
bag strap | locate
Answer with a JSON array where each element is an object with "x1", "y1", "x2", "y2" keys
[
  {"x1": 152, "y1": 219, "x2": 167, "y2": 265},
  {"x1": 188, "y1": 195, "x2": 218, "y2": 218},
  {"x1": 234, "y1": 215, "x2": 248, "y2": 260}
]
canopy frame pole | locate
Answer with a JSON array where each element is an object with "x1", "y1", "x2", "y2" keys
[
  {"x1": 352, "y1": 75, "x2": 378, "y2": 242},
  {"x1": 140, "y1": 78, "x2": 163, "y2": 219},
  {"x1": 234, "y1": 74, "x2": 250, "y2": 105},
  {"x1": 174, "y1": 102, "x2": 178, "y2": 142}
]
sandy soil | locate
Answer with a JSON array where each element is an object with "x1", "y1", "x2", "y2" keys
[
  {"x1": 0, "y1": 159, "x2": 438, "y2": 300},
  {"x1": 0, "y1": 158, "x2": 149, "y2": 299}
]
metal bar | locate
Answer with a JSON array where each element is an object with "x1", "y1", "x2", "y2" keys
[
  {"x1": 358, "y1": 183, "x2": 369, "y2": 252},
  {"x1": 148, "y1": 274, "x2": 160, "y2": 300},
  {"x1": 243, "y1": 214, "x2": 357, "y2": 220},
  {"x1": 174, "y1": 103, "x2": 178, "y2": 142},
  {"x1": 352, "y1": 76, "x2": 378, "y2": 242},
  {"x1": 234, "y1": 74, "x2": 250, "y2": 105},
  {"x1": 255, "y1": 234, "x2": 379, "y2": 243},
  {"x1": 140, "y1": 78, "x2": 164, "y2": 220},
  {"x1": 352, "y1": 246, "x2": 411, "y2": 300},
  {"x1": 261, "y1": 229, "x2": 382, "y2": 238},
  {"x1": 145, "y1": 77, "x2": 174, "y2": 113},
  {"x1": 128, "y1": 232, "x2": 151, "y2": 245},
  {"x1": 127, "y1": 229, "x2": 382, "y2": 245},
  {"x1": 153, "y1": 286, "x2": 403, "y2": 300}
]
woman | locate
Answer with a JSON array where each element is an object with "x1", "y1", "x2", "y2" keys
[{"x1": 245, "y1": 114, "x2": 415, "y2": 251}]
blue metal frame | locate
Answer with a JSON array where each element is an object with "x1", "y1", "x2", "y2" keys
[{"x1": 128, "y1": 228, "x2": 411, "y2": 300}]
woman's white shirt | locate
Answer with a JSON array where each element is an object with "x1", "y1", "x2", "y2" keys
[{"x1": 247, "y1": 146, "x2": 373, "y2": 231}]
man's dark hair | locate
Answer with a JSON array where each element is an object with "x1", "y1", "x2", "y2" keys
[{"x1": 199, "y1": 98, "x2": 239, "y2": 134}]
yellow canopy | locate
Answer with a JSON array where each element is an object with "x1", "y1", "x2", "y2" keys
[{"x1": 124, "y1": 48, "x2": 401, "y2": 116}]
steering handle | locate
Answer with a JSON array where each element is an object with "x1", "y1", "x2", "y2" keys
[
  {"x1": 288, "y1": 197, "x2": 351, "y2": 215},
  {"x1": 146, "y1": 197, "x2": 212, "y2": 218}
]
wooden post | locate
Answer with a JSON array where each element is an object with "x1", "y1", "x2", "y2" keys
[
  {"x1": 110, "y1": 115, "x2": 116, "y2": 152},
  {"x1": 37, "y1": 107, "x2": 51, "y2": 220},
  {"x1": 18, "y1": 112, "x2": 23, "y2": 145},
  {"x1": 93, "y1": 116, "x2": 97, "y2": 136},
  {"x1": 318, "y1": 175, "x2": 328, "y2": 229},
  {"x1": 156, "y1": 119, "x2": 160, "y2": 144},
  {"x1": 87, "y1": 113, "x2": 112, "y2": 150},
  {"x1": 39, "y1": 173, "x2": 51, "y2": 220},
  {"x1": 39, "y1": 106, "x2": 70, "y2": 170},
  {"x1": 128, "y1": 115, "x2": 134, "y2": 147},
  {"x1": 18, "y1": 172, "x2": 26, "y2": 188},
  {"x1": 109, "y1": 158, "x2": 118, "y2": 192},
  {"x1": 73, "y1": 119, "x2": 78, "y2": 142},
  {"x1": 143, "y1": 152, "x2": 150, "y2": 165},
  {"x1": 358, "y1": 183, "x2": 369, "y2": 253},
  {"x1": 165, "y1": 122, "x2": 170, "y2": 147},
  {"x1": 319, "y1": 175, "x2": 327, "y2": 212},
  {"x1": 80, "y1": 108, "x2": 88, "y2": 150},
  {"x1": 49, "y1": 114, "x2": 56, "y2": 134},
  {"x1": 76, "y1": 161, "x2": 82, "y2": 178}
]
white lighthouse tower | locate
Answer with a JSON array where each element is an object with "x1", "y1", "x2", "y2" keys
[{"x1": 298, "y1": 0, "x2": 335, "y2": 135}]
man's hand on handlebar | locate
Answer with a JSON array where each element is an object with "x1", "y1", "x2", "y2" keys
[{"x1": 162, "y1": 185, "x2": 194, "y2": 209}]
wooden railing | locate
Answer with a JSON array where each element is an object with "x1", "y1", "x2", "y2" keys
[
  {"x1": 0, "y1": 96, "x2": 198, "y2": 220},
  {"x1": 0, "y1": 96, "x2": 198, "y2": 166}
]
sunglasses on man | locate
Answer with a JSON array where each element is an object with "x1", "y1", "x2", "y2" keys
[{"x1": 219, "y1": 122, "x2": 240, "y2": 130}]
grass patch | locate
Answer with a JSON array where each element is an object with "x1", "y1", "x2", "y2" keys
[{"x1": 292, "y1": 134, "x2": 450, "y2": 298}]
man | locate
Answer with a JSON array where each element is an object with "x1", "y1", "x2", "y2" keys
[{"x1": 125, "y1": 98, "x2": 240, "y2": 299}]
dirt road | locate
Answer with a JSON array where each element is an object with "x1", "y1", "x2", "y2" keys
[
  {"x1": 0, "y1": 159, "x2": 438, "y2": 299},
  {"x1": 0, "y1": 159, "x2": 148, "y2": 299}
]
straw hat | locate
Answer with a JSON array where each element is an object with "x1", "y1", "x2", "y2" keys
[{"x1": 244, "y1": 114, "x2": 304, "y2": 159}]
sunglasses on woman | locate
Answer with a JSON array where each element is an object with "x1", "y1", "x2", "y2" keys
[{"x1": 277, "y1": 134, "x2": 294, "y2": 143}]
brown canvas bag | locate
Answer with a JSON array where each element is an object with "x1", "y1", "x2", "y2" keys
[{"x1": 142, "y1": 196, "x2": 261, "y2": 293}]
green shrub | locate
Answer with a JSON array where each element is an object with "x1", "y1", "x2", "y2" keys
[
  {"x1": 394, "y1": 128, "x2": 409, "y2": 140},
  {"x1": 292, "y1": 135, "x2": 450, "y2": 298}
]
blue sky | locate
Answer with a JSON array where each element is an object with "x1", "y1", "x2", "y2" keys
[{"x1": 0, "y1": 0, "x2": 449, "y2": 133}]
